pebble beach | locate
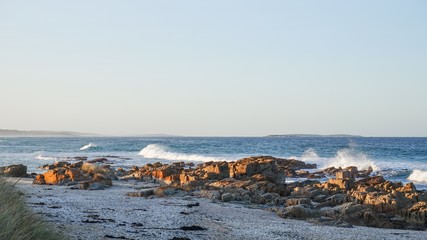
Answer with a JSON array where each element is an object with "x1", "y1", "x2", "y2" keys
[{"x1": 13, "y1": 178, "x2": 426, "y2": 240}]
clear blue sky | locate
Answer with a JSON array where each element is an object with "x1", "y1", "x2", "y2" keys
[{"x1": 1, "y1": 1, "x2": 426, "y2": 136}]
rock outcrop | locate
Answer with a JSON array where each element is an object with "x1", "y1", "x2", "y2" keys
[
  {"x1": 30, "y1": 155, "x2": 427, "y2": 229},
  {"x1": 33, "y1": 159, "x2": 113, "y2": 190},
  {"x1": 273, "y1": 173, "x2": 427, "y2": 230},
  {"x1": 0, "y1": 164, "x2": 27, "y2": 177}
]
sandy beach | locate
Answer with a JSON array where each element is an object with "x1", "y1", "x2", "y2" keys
[
  {"x1": 12, "y1": 178, "x2": 425, "y2": 240},
  {"x1": 3, "y1": 1, "x2": 426, "y2": 239}
]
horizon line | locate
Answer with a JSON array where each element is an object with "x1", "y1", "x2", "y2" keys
[{"x1": 1, "y1": 128, "x2": 427, "y2": 138}]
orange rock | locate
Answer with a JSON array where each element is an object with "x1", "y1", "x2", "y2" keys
[
  {"x1": 327, "y1": 178, "x2": 355, "y2": 190},
  {"x1": 350, "y1": 190, "x2": 368, "y2": 202},
  {"x1": 43, "y1": 169, "x2": 67, "y2": 185},
  {"x1": 202, "y1": 161, "x2": 229, "y2": 179},
  {"x1": 251, "y1": 173, "x2": 267, "y2": 181},
  {"x1": 65, "y1": 168, "x2": 86, "y2": 181},
  {"x1": 229, "y1": 156, "x2": 275, "y2": 178},
  {"x1": 336, "y1": 170, "x2": 352, "y2": 180},
  {"x1": 33, "y1": 174, "x2": 46, "y2": 185},
  {"x1": 162, "y1": 174, "x2": 180, "y2": 185},
  {"x1": 152, "y1": 165, "x2": 179, "y2": 179},
  {"x1": 397, "y1": 182, "x2": 417, "y2": 193},
  {"x1": 179, "y1": 173, "x2": 198, "y2": 184},
  {"x1": 357, "y1": 176, "x2": 385, "y2": 186}
]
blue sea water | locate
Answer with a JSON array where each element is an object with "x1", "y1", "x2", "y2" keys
[{"x1": 1, "y1": 137, "x2": 426, "y2": 189}]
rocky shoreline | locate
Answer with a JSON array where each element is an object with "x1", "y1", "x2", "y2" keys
[{"x1": 2, "y1": 156, "x2": 427, "y2": 239}]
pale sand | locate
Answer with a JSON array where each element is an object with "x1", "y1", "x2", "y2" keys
[{"x1": 13, "y1": 178, "x2": 426, "y2": 240}]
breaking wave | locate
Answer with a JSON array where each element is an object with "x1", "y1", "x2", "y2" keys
[
  {"x1": 138, "y1": 144, "x2": 229, "y2": 162},
  {"x1": 297, "y1": 148, "x2": 377, "y2": 171},
  {"x1": 36, "y1": 155, "x2": 59, "y2": 161},
  {"x1": 408, "y1": 170, "x2": 427, "y2": 182},
  {"x1": 301, "y1": 148, "x2": 321, "y2": 162},
  {"x1": 327, "y1": 148, "x2": 378, "y2": 171},
  {"x1": 80, "y1": 143, "x2": 96, "y2": 151}
]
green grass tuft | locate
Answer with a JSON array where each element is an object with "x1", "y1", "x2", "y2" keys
[{"x1": 0, "y1": 177, "x2": 68, "y2": 240}]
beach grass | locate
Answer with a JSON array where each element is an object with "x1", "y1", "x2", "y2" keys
[
  {"x1": 81, "y1": 162, "x2": 108, "y2": 175},
  {"x1": 0, "y1": 177, "x2": 68, "y2": 240}
]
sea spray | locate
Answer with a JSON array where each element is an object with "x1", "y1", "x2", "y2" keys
[
  {"x1": 301, "y1": 148, "x2": 320, "y2": 162},
  {"x1": 36, "y1": 155, "x2": 58, "y2": 161},
  {"x1": 138, "y1": 144, "x2": 230, "y2": 162},
  {"x1": 327, "y1": 148, "x2": 378, "y2": 171},
  {"x1": 408, "y1": 170, "x2": 427, "y2": 182},
  {"x1": 296, "y1": 147, "x2": 377, "y2": 171}
]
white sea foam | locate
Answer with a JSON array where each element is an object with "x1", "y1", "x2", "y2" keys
[
  {"x1": 36, "y1": 155, "x2": 58, "y2": 161},
  {"x1": 80, "y1": 143, "x2": 96, "y2": 151},
  {"x1": 301, "y1": 148, "x2": 320, "y2": 162},
  {"x1": 296, "y1": 147, "x2": 378, "y2": 171},
  {"x1": 138, "y1": 144, "x2": 229, "y2": 162},
  {"x1": 326, "y1": 148, "x2": 378, "y2": 171},
  {"x1": 408, "y1": 170, "x2": 427, "y2": 182}
]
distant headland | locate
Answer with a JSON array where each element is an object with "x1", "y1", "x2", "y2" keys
[
  {"x1": 0, "y1": 129, "x2": 95, "y2": 137},
  {"x1": 266, "y1": 134, "x2": 364, "y2": 138}
]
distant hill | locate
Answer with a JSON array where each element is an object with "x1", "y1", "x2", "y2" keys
[
  {"x1": 266, "y1": 134, "x2": 363, "y2": 138},
  {"x1": 130, "y1": 134, "x2": 180, "y2": 137},
  {"x1": 0, "y1": 129, "x2": 95, "y2": 137}
]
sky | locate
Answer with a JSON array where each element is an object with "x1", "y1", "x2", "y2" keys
[{"x1": 0, "y1": 1, "x2": 426, "y2": 137}]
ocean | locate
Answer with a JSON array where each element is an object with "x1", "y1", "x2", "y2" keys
[{"x1": 1, "y1": 137, "x2": 426, "y2": 189}]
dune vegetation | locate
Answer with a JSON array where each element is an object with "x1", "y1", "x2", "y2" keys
[{"x1": 0, "y1": 177, "x2": 67, "y2": 240}]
